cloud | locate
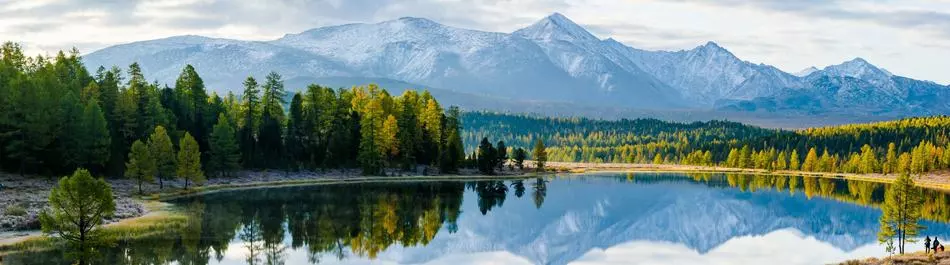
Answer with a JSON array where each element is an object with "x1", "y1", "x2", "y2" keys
[
  {"x1": 686, "y1": 0, "x2": 950, "y2": 38},
  {"x1": 1, "y1": 0, "x2": 949, "y2": 84}
]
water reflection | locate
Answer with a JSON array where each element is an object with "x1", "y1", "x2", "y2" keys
[{"x1": 4, "y1": 174, "x2": 950, "y2": 265}]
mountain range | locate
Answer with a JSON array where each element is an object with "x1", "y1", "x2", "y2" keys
[{"x1": 83, "y1": 13, "x2": 950, "y2": 118}]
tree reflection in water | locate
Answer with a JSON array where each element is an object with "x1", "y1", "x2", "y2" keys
[{"x1": 7, "y1": 174, "x2": 950, "y2": 265}]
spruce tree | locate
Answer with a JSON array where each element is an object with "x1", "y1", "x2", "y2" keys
[{"x1": 239, "y1": 76, "x2": 260, "y2": 168}]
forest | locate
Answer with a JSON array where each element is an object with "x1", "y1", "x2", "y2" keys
[
  {"x1": 0, "y1": 42, "x2": 464, "y2": 179},
  {"x1": 463, "y1": 112, "x2": 950, "y2": 175}
]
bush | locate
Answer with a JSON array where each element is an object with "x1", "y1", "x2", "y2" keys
[{"x1": 4, "y1": 204, "x2": 27, "y2": 216}]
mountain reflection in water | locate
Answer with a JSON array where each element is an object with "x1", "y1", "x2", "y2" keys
[{"x1": 4, "y1": 173, "x2": 950, "y2": 265}]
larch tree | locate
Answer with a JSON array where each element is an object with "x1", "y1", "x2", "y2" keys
[
  {"x1": 79, "y1": 101, "x2": 111, "y2": 171},
  {"x1": 147, "y1": 126, "x2": 175, "y2": 189},
  {"x1": 789, "y1": 149, "x2": 801, "y2": 170},
  {"x1": 177, "y1": 132, "x2": 204, "y2": 189},
  {"x1": 532, "y1": 139, "x2": 547, "y2": 172},
  {"x1": 125, "y1": 140, "x2": 155, "y2": 194},
  {"x1": 40, "y1": 169, "x2": 115, "y2": 265},
  {"x1": 878, "y1": 173, "x2": 924, "y2": 254}
]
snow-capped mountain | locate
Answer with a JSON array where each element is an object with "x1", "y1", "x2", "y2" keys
[
  {"x1": 794, "y1": 67, "x2": 819, "y2": 77},
  {"x1": 718, "y1": 57, "x2": 950, "y2": 114},
  {"x1": 83, "y1": 13, "x2": 950, "y2": 116},
  {"x1": 614, "y1": 41, "x2": 805, "y2": 106},
  {"x1": 85, "y1": 14, "x2": 684, "y2": 110}
]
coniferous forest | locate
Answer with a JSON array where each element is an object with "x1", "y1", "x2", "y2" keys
[
  {"x1": 463, "y1": 112, "x2": 950, "y2": 175},
  {"x1": 0, "y1": 43, "x2": 464, "y2": 179}
]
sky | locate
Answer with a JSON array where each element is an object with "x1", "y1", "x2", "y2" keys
[{"x1": 2, "y1": 0, "x2": 949, "y2": 84}]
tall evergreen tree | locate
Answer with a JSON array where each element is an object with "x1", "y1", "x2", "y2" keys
[
  {"x1": 258, "y1": 72, "x2": 285, "y2": 169},
  {"x1": 239, "y1": 77, "x2": 260, "y2": 168},
  {"x1": 285, "y1": 93, "x2": 306, "y2": 169},
  {"x1": 496, "y1": 141, "x2": 508, "y2": 170},
  {"x1": 209, "y1": 114, "x2": 240, "y2": 177},
  {"x1": 477, "y1": 137, "x2": 496, "y2": 175},
  {"x1": 440, "y1": 106, "x2": 464, "y2": 174}
]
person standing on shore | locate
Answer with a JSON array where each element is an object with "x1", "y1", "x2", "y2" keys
[
  {"x1": 934, "y1": 237, "x2": 941, "y2": 253},
  {"x1": 926, "y1": 236, "x2": 932, "y2": 253}
]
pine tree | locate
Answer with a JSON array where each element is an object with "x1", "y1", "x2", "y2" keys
[
  {"x1": 176, "y1": 132, "x2": 204, "y2": 189},
  {"x1": 209, "y1": 114, "x2": 240, "y2": 177},
  {"x1": 125, "y1": 140, "x2": 155, "y2": 194},
  {"x1": 477, "y1": 137, "x2": 496, "y2": 175},
  {"x1": 147, "y1": 126, "x2": 175, "y2": 190},
  {"x1": 513, "y1": 148, "x2": 527, "y2": 170},
  {"x1": 496, "y1": 141, "x2": 508, "y2": 170}
]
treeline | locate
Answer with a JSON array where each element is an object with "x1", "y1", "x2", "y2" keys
[
  {"x1": 463, "y1": 112, "x2": 950, "y2": 175},
  {"x1": 0, "y1": 43, "x2": 463, "y2": 179}
]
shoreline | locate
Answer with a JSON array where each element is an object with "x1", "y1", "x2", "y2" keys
[
  {"x1": 539, "y1": 161, "x2": 950, "y2": 192},
  {"x1": 2, "y1": 163, "x2": 948, "y2": 256},
  {"x1": 0, "y1": 170, "x2": 536, "y2": 248}
]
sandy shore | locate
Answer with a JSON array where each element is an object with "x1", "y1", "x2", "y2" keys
[{"x1": 837, "y1": 251, "x2": 950, "y2": 264}]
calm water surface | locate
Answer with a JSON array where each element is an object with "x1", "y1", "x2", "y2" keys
[{"x1": 5, "y1": 173, "x2": 950, "y2": 265}]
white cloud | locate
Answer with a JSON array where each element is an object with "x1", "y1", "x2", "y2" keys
[{"x1": 0, "y1": 0, "x2": 948, "y2": 84}]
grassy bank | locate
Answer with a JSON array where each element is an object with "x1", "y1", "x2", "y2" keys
[{"x1": 0, "y1": 201, "x2": 186, "y2": 255}]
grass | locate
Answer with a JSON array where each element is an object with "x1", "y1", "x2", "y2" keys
[
  {"x1": 0, "y1": 202, "x2": 188, "y2": 256},
  {"x1": 3, "y1": 204, "x2": 27, "y2": 216}
]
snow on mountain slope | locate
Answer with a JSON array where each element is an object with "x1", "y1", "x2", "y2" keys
[
  {"x1": 513, "y1": 14, "x2": 683, "y2": 108},
  {"x1": 612, "y1": 41, "x2": 804, "y2": 106},
  {"x1": 82, "y1": 13, "x2": 950, "y2": 115},
  {"x1": 794, "y1": 66, "x2": 819, "y2": 77}
]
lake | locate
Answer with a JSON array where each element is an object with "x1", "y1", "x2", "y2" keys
[{"x1": 5, "y1": 173, "x2": 950, "y2": 265}]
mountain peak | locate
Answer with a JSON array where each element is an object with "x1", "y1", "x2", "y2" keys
[
  {"x1": 823, "y1": 57, "x2": 892, "y2": 79},
  {"x1": 794, "y1": 66, "x2": 819, "y2": 77},
  {"x1": 513, "y1": 13, "x2": 599, "y2": 42}
]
